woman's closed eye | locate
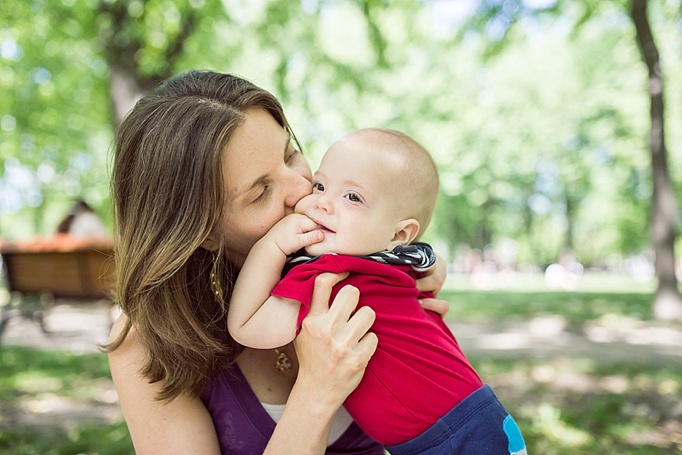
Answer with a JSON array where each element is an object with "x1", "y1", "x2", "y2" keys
[
  {"x1": 285, "y1": 147, "x2": 302, "y2": 165},
  {"x1": 252, "y1": 185, "x2": 270, "y2": 204}
]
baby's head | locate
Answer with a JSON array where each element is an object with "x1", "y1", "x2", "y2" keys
[{"x1": 295, "y1": 128, "x2": 439, "y2": 257}]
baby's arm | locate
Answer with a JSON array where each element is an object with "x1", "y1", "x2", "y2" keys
[{"x1": 228, "y1": 214, "x2": 323, "y2": 349}]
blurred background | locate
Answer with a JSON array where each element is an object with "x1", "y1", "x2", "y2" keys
[{"x1": 1, "y1": 0, "x2": 681, "y2": 454}]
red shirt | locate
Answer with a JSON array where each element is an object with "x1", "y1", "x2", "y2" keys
[{"x1": 271, "y1": 254, "x2": 483, "y2": 445}]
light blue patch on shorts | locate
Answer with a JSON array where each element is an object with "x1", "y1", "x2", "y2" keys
[{"x1": 503, "y1": 414, "x2": 527, "y2": 455}]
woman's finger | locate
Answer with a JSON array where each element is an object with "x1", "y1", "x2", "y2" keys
[
  {"x1": 415, "y1": 254, "x2": 447, "y2": 297},
  {"x1": 326, "y1": 284, "x2": 361, "y2": 324},
  {"x1": 419, "y1": 297, "x2": 450, "y2": 318},
  {"x1": 308, "y1": 272, "x2": 350, "y2": 316},
  {"x1": 415, "y1": 272, "x2": 444, "y2": 297},
  {"x1": 342, "y1": 304, "x2": 376, "y2": 339},
  {"x1": 355, "y1": 330, "x2": 378, "y2": 366}
]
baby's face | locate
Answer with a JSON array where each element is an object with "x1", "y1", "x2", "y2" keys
[{"x1": 295, "y1": 134, "x2": 405, "y2": 257}]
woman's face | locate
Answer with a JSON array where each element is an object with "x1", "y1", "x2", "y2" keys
[{"x1": 217, "y1": 108, "x2": 312, "y2": 267}]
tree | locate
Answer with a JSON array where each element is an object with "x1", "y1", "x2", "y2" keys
[
  {"x1": 467, "y1": 0, "x2": 681, "y2": 319},
  {"x1": 0, "y1": 0, "x2": 229, "y2": 237},
  {"x1": 78, "y1": 0, "x2": 230, "y2": 126},
  {"x1": 630, "y1": 0, "x2": 682, "y2": 319},
  {"x1": 2, "y1": 0, "x2": 678, "y2": 291}
]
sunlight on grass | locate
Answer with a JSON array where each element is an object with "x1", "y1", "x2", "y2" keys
[
  {"x1": 0, "y1": 346, "x2": 131, "y2": 454},
  {"x1": 14, "y1": 374, "x2": 62, "y2": 394},
  {"x1": 529, "y1": 402, "x2": 592, "y2": 447},
  {"x1": 471, "y1": 356, "x2": 682, "y2": 454},
  {"x1": 441, "y1": 273, "x2": 656, "y2": 322},
  {"x1": 2, "y1": 277, "x2": 681, "y2": 454},
  {"x1": 445, "y1": 271, "x2": 655, "y2": 293}
]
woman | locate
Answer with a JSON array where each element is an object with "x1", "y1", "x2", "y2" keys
[{"x1": 107, "y1": 70, "x2": 448, "y2": 454}]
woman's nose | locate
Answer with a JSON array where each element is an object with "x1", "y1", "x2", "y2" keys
[{"x1": 285, "y1": 172, "x2": 313, "y2": 209}]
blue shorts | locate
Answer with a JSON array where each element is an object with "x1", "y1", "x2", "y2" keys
[{"x1": 386, "y1": 385, "x2": 527, "y2": 455}]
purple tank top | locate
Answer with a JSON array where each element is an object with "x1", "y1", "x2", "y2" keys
[{"x1": 200, "y1": 363, "x2": 384, "y2": 454}]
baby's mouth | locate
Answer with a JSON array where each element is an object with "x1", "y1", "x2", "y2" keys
[{"x1": 311, "y1": 219, "x2": 335, "y2": 234}]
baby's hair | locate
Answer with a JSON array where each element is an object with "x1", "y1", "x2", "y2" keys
[{"x1": 357, "y1": 128, "x2": 439, "y2": 240}]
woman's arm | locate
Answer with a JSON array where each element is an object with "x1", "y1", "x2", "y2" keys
[
  {"x1": 108, "y1": 317, "x2": 222, "y2": 455},
  {"x1": 111, "y1": 273, "x2": 377, "y2": 455},
  {"x1": 265, "y1": 273, "x2": 379, "y2": 454}
]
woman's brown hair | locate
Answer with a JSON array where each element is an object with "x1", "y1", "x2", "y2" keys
[{"x1": 107, "y1": 70, "x2": 297, "y2": 402}]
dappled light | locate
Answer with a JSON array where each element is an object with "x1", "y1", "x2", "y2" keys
[
  {"x1": 2, "y1": 0, "x2": 682, "y2": 453},
  {"x1": 2, "y1": 292, "x2": 681, "y2": 453},
  {"x1": 585, "y1": 314, "x2": 682, "y2": 347},
  {"x1": 473, "y1": 354, "x2": 682, "y2": 453}
]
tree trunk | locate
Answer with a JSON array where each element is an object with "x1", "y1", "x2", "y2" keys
[
  {"x1": 564, "y1": 193, "x2": 575, "y2": 252},
  {"x1": 97, "y1": 0, "x2": 200, "y2": 126},
  {"x1": 109, "y1": 65, "x2": 147, "y2": 126},
  {"x1": 630, "y1": 0, "x2": 682, "y2": 320}
]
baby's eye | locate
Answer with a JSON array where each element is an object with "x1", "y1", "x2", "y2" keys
[
  {"x1": 312, "y1": 182, "x2": 325, "y2": 192},
  {"x1": 345, "y1": 192, "x2": 361, "y2": 203}
]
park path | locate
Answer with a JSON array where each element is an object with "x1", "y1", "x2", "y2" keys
[
  {"x1": 2, "y1": 302, "x2": 681, "y2": 440},
  {"x1": 2, "y1": 302, "x2": 682, "y2": 363}
]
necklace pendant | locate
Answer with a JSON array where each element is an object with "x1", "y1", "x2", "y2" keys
[{"x1": 275, "y1": 349, "x2": 292, "y2": 372}]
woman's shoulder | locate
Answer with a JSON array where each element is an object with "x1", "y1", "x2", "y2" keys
[
  {"x1": 107, "y1": 314, "x2": 223, "y2": 454},
  {"x1": 107, "y1": 314, "x2": 148, "y2": 369}
]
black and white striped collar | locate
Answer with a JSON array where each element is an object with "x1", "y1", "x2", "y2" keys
[{"x1": 283, "y1": 242, "x2": 436, "y2": 275}]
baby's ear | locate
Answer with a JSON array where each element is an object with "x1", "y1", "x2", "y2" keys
[{"x1": 389, "y1": 219, "x2": 420, "y2": 248}]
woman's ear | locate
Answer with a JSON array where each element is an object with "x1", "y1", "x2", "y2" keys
[
  {"x1": 200, "y1": 230, "x2": 220, "y2": 252},
  {"x1": 388, "y1": 218, "x2": 420, "y2": 249}
]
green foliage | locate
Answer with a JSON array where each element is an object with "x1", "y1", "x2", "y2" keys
[
  {"x1": 1, "y1": 0, "x2": 680, "y2": 269},
  {"x1": 1, "y1": 1, "x2": 112, "y2": 235}
]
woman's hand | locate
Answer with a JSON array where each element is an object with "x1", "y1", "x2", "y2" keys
[
  {"x1": 294, "y1": 272, "x2": 378, "y2": 409},
  {"x1": 415, "y1": 253, "x2": 450, "y2": 318},
  {"x1": 265, "y1": 273, "x2": 377, "y2": 454}
]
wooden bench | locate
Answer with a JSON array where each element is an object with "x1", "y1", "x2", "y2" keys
[{"x1": 0, "y1": 236, "x2": 115, "y2": 336}]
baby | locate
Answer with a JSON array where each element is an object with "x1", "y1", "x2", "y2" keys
[{"x1": 228, "y1": 128, "x2": 526, "y2": 454}]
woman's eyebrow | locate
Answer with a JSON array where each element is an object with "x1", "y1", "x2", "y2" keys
[{"x1": 237, "y1": 134, "x2": 292, "y2": 198}]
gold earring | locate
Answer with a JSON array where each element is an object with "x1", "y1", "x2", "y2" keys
[{"x1": 210, "y1": 254, "x2": 224, "y2": 300}]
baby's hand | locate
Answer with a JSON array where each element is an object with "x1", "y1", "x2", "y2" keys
[{"x1": 266, "y1": 213, "x2": 324, "y2": 256}]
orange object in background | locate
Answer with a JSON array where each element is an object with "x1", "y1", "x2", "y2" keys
[
  {"x1": 0, "y1": 235, "x2": 115, "y2": 300},
  {"x1": 0, "y1": 236, "x2": 116, "y2": 336}
]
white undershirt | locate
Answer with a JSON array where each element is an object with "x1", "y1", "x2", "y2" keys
[{"x1": 260, "y1": 402, "x2": 354, "y2": 446}]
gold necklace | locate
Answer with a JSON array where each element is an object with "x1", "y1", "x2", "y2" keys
[{"x1": 274, "y1": 348, "x2": 292, "y2": 372}]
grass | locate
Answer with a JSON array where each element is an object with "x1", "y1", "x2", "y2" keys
[
  {"x1": 442, "y1": 288, "x2": 655, "y2": 322},
  {"x1": 439, "y1": 272, "x2": 681, "y2": 454},
  {"x1": 441, "y1": 271, "x2": 656, "y2": 322},
  {"x1": 472, "y1": 358, "x2": 681, "y2": 454},
  {"x1": 0, "y1": 347, "x2": 133, "y2": 455},
  {"x1": 1, "y1": 272, "x2": 680, "y2": 454}
]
